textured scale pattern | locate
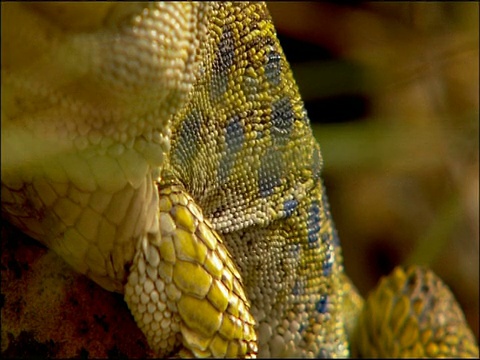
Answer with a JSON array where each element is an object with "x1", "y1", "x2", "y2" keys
[
  {"x1": 352, "y1": 266, "x2": 479, "y2": 358},
  {"x1": 166, "y1": 3, "x2": 347, "y2": 357},
  {"x1": 1, "y1": 2, "x2": 478, "y2": 358}
]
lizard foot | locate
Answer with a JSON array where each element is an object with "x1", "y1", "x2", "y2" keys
[
  {"x1": 124, "y1": 179, "x2": 257, "y2": 357},
  {"x1": 351, "y1": 265, "x2": 479, "y2": 358}
]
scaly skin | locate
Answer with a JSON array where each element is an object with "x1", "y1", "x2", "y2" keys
[{"x1": 1, "y1": 2, "x2": 478, "y2": 358}]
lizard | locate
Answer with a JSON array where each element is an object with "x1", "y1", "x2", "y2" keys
[{"x1": 1, "y1": 2, "x2": 478, "y2": 358}]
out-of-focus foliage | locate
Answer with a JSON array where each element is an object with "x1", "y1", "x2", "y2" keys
[{"x1": 268, "y1": 2, "x2": 479, "y2": 340}]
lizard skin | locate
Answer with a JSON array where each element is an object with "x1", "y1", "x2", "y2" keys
[{"x1": 1, "y1": 2, "x2": 478, "y2": 358}]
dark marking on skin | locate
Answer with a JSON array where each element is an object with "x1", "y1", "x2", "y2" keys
[
  {"x1": 292, "y1": 279, "x2": 303, "y2": 296},
  {"x1": 265, "y1": 49, "x2": 282, "y2": 86},
  {"x1": 307, "y1": 200, "x2": 321, "y2": 248},
  {"x1": 218, "y1": 116, "x2": 245, "y2": 183},
  {"x1": 173, "y1": 109, "x2": 202, "y2": 168},
  {"x1": 315, "y1": 294, "x2": 328, "y2": 314},
  {"x1": 258, "y1": 147, "x2": 284, "y2": 198},
  {"x1": 323, "y1": 244, "x2": 334, "y2": 277},
  {"x1": 271, "y1": 96, "x2": 294, "y2": 145},
  {"x1": 211, "y1": 25, "x2": 235, "y2": 102},
  {"x1": 283, "y1": 198, "x2": 298, "y2": 218}
]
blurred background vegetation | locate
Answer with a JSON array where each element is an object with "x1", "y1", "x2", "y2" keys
[{"x1": 268, "y1": 2, "x2": 479, "y2": 340}]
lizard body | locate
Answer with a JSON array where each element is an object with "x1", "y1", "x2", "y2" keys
[{"x1": 1, "y1": 2, "x2": 478, "y2": 358}]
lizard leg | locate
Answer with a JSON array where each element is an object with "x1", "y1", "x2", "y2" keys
[
  {"x1": 351, "y1": 265, "x2": 479, "y2": 357},
  {"x1": 124, "y1": 180, "x2": 257, "y2": 357}
]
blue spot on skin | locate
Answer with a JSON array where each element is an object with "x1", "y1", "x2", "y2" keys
[
  {"x1": 258, "y1": 148, "x2": 283, "y2": 198},
  {"x1": 211, "y1": 74, "x2": 229, "y2": 101},
  {"x1": 271, "y1": 97, "x2": 294, "y2": 145},
  {"x1": 292, "y1": 282, "x2": 300, "y2": 296},
  {"x1": 288, "y1": 243, "x2": 301, "y2": 261},
  {"x1": 211, "y1": 25, "x2": 235, "y2": 101},
  {"x1": 217, "y1": 26, "x2": 235, "y2": 69},
  {"x1": 283, "y1": 198, "x2": 298, "y2": 218},
  {"x1": 225, "y1": 116, "x2": 244, "y2": 153},
  {"x1": 173, "y1": 110, "x2": 202, "y2": 166},
  {"x1": 265, "y1": 49, "x2": 282, "y2": 86},
  {"x1": 218, "y1": 116, "x2": 245, "y2": 183},
  {"x1": 316, "y1": 295, "x2": 328, "y2": 314},
  {"x1": 307, "y1": 200, "x2": 321, "y2": 247},
  {"x1": 322, "y1": 245, "x2": 334, "y2": 277}
]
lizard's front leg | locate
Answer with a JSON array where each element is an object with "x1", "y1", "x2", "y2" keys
[{"x1": 124, "y1": 176, "x2": 257, "y2": 357}]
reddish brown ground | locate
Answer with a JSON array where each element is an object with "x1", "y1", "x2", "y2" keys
[{"x1": 1, "y1": 223, "x2": 155, "y2": 359}]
